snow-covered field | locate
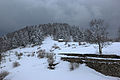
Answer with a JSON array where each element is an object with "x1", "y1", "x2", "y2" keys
[{"x1": 1, "y1": 36, "x2": 120, "y2": 80}]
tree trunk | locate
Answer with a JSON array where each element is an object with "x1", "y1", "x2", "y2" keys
[
  {"x1": 79, "y1": 42, "x2": 81, "y2": 46},
  {"x1": 98, "y1": 42, "x2": 102, "y2": 55}
]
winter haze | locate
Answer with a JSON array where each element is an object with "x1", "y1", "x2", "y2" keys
[{"x1": 0, "y1": 0, "x2": 120, "y2": 37}]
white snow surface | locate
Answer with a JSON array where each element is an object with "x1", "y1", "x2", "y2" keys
[{"x1": 1, "y1": 36, "x2": 120, "y2": 80}]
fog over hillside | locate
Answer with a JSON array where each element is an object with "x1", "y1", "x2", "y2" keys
[{"x1": 0, "y1": 0, "x2": 120, "y2": 37}]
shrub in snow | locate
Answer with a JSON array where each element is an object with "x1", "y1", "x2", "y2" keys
[
  {"x1": 15, "y1": 52, "x2": 23, "y2": 57},
  {"x1": 37, "y1": 47, "x2": 41, "y2": 50},
  {"x1": 69, "y1": 62, "x2": 80, "y2": 71},
  {"x1": 13, "y1": 62, "x2": 20, "y2": 68},
  {"x1": 47, "y1": 53, "x2": 55, "y2": 69},
  {"x1": 51, "y1": 44, "x2": 61, "y2": 51},
  {"x1": 82, "y1": 43, "x2": 86, "y2": 45},
  {"x1": 18, "y1": 53, "x2": 23, "y2": 56},
  {"x1": 15, "y1": 52, "x2": 22, "y2": 60},
  {"x1": 27, "y1": 54, "x2": 31, "y2": 57},
  {"x1": 18, "y1": 56, "x2": 21, "y2": 60},
  {"x1": 0, "y1": 66, "x2": 6, "y2": 69},
  {"x1": 9, "y1": 58, "x2": 12, "y2": 62},
  {"x1": 37, "y1": 53, "x2": 45, "y2": 58},
  {"x1": 0, "y1": 71, "x2": 9, "y2": 80},
  {"x1": 15, "y1": 52, "x2": 18, "y2": 56},
  {"x1": 84, "y1": 45, "x2": 88, "y2": 47},
  {"x1": 31, "y1": 53, "x2": 35, "y2": 57},
  {"x1": 50, "y1": 49, "x2": 54, "y2": 52},
  {"x1": 68, "y1": 44, "x2": 71, "y2": 47},
  {"x1": 37, "y1": 49, "x2": 56, "y2": 59},
  {"x1": 37, "y1": 50, "x2": 46, "y2": 58},
  {"x1": 46, "y1": 53, "x2": 55, "y2": 59},
  {"x1": 72, "y1": 46, "x2": 76, "y2": 48},
  {"x1": 52, "y1": 44, "x2": 60, "y2": 50},
  {"x1": 0, "y1": 53, "x2": 5, "y2": 64},
  {"x1": 47, "y1": 53, "x2": 59, "y2": 70}
]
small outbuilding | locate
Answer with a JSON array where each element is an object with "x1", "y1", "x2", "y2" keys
[{"x1": 58, "y1": 39, "x2": 64, "y2": 42}]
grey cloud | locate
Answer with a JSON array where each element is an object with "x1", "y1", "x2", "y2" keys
[{"x1": 0, "y1": 0, "x2": 120, "y2": 37}]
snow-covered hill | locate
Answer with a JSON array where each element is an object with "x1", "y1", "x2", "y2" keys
[{"x1": 1, "y1": 36, "x2": 120, "y2": 80}]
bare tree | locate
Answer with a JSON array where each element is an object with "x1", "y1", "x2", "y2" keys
[{"x1": 89, "y1": 19, "x2": 109, "y2": 54}]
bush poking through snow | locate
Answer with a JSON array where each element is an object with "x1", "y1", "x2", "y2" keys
[
  {"x1": 68, "y1": 44, "x2": 71, "y2": 47},
  {"x1": 18, "y1": 56, "x2": 21, "y2": 60},
  {"x1": 37, "y1": 50, "x2": 45, "y2": 58},
  {"x1": 9, "y1": 58, "x2": 12, "y2": 62},
  {"x1": 31, "y1": 53, "x2": 35, "y2": 57},
  {"x1": 37, "y1": 50, "x2": 57, "y2": 60},
  {"x1": 0, "y1": 54, "x2": 6, "y2": 64},
  {"x1": 47, "y1": 53, "x2": 58, "y2": 70},
  {"x1": 27, "y1": 54, "x2": 31, "y2": 57},
  {"x1": 69, "y1": 62, "x2": 80, "y2": 71},
  {"x1": 13, "y1": 62, "x2": 20, "y2": 68},
  {"x1": 0, "y1": 71, "x2": 9, "y2": 80},
  {"x1": 50, "y1": 44, "x2": 61, "y2": 51},
  {"x1": 15, "y1": 51, "x2": 18, "y2": 56},
  {"x1": 15, "y1": 52, "x2": 23, "y2": 60},
  {"x1": 37, "y1": 47, "x2": 41, "y2": 50},
  {"x1": 18, "y1": 53, "x2": 23, "y2": 56},
  {"x1": 52, "y1": 44, "x2": 60, "y2": 50}
]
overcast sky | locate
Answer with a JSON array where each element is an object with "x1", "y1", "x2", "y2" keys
[{"x1": 0, "y1": 0, "x2": 120, "y2": 37}]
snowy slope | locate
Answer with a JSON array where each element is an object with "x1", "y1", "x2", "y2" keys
[
  {"x1": 41, "y1": 36, "x2": 120, "y2": 55},
  {"x1": 1, "y1": 36, "x2": 120, "y2": 80},
  {"x1": 4, "y1": 60, "x2": 119, "y2": 80},
  {"x1": 8, "y1": 36, "x2": 120, "y2": 55}
]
